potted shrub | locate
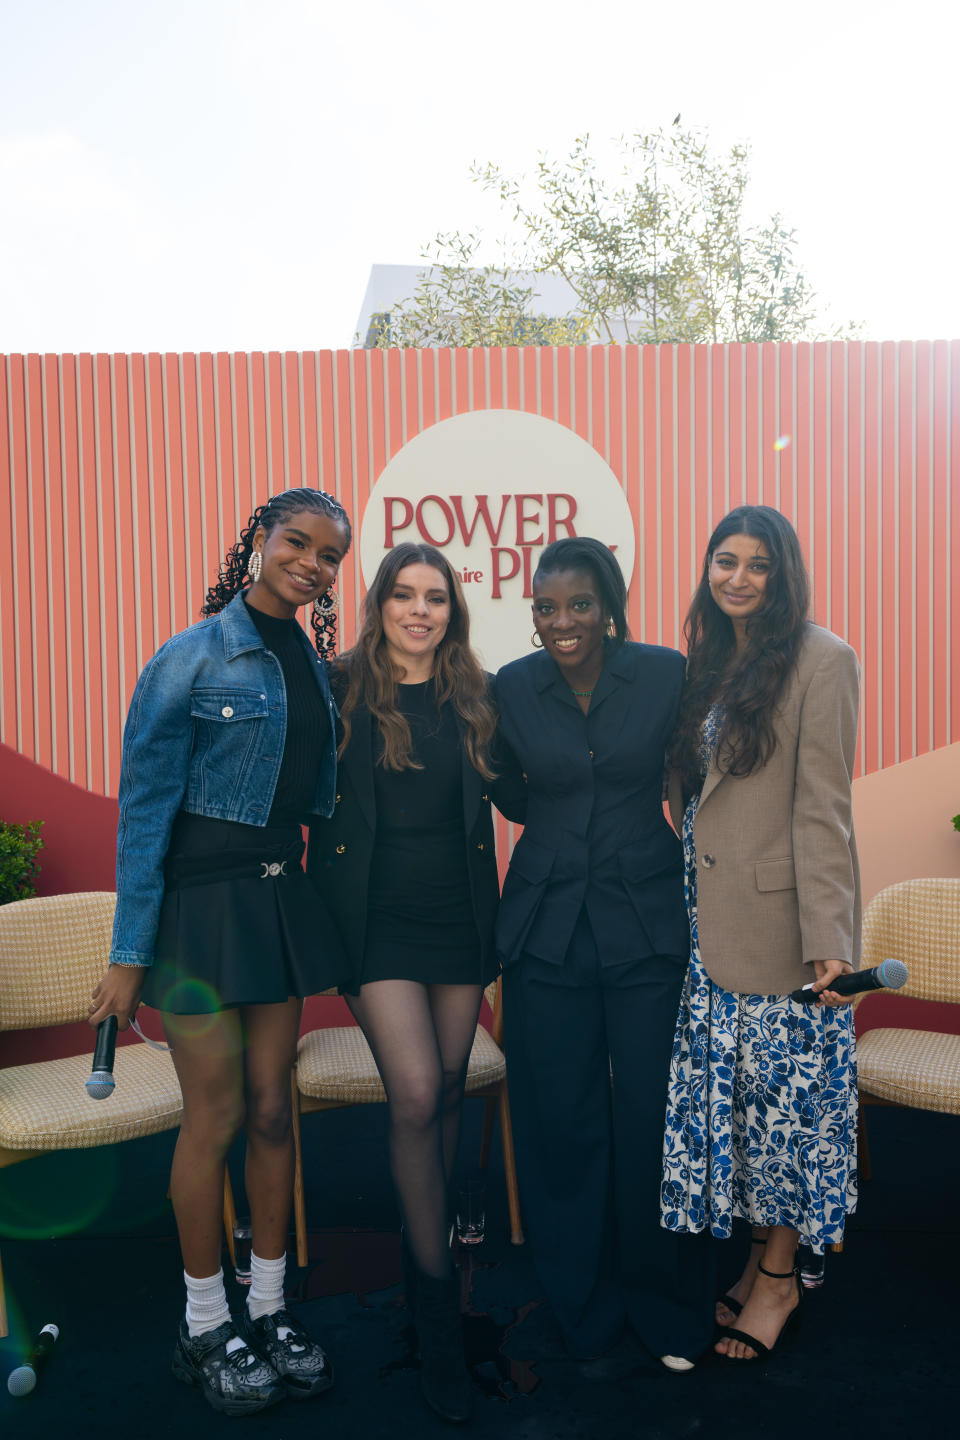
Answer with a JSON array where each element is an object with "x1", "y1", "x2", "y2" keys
[{"x1": 0, "y1": 820, "x2": 45, "y2": 904}]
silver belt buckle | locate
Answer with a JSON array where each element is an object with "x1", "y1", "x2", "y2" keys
[{"x1": 259, "y1": 860, "x2": 288, "y2": 879}]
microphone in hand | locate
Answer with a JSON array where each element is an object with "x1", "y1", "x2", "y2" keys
[
  {"x1": 790, "y1": 958, "x2": 909, "y2": 1004},
  {"x1": 85, "y1": 1014, "x2": 118, "y2": 1099},
  {"x1": 7, "y1": 1324, "x2": 60, "y2": 1397}
]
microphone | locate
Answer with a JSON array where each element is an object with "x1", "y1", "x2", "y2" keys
[
  {"x1": 790, "y1": 958, "x2": 909, "y2": 1004},
  {"x1": 85, "y1": 1014, "x2": 118, "y2": 1099},
  {"x1": 7, "y1": 1324, "x2": 60, "y2": 1397}
]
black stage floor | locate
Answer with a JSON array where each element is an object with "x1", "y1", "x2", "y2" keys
[{"x1": 1, "y1": 1100, "x2": 955, "y2": 1440}]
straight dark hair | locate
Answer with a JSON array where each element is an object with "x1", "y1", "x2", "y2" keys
[
  {"x1": 533, "y1": 537, "x2": 630, "y2": 650},
  {"x1": 671, "y1": 505, "x2": 810, "y2": 790},
  {"x1": 337, "y1": 543, "x2": 497, "y2": 777}
]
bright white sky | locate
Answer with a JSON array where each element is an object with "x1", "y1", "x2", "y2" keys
[{"x1": 1, "y1": 0, "x2": 956, "y2": 353}]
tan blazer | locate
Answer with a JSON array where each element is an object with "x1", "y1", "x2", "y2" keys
[{"x1": 667, "y1": 623, "x2": 861, "y2": 994}]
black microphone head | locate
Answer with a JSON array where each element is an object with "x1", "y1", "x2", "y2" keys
[
  {"x1": 878, "y1": 958, "x2": 909, "y2": 990},
  {"x1": 7, "y1": 1363, "x2": 37, "y2": 1397}
]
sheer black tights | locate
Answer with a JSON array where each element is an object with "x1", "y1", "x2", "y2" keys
[{"x1": 346, "y1": 981, "x2": 483, "y2": 1279}]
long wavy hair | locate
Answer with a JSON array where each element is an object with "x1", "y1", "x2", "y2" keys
[
  {"x1": 201, "y1": 487, "x2": 352, "y2": 659},
  {"x1": 671, "y1": 505, "x2": 810, "y2": 791},
  {"x1": 337, "y1": 543, "x2": 497, "y2": 777},
  {"x1": 533, "y1": 536, "x2": 630, "y2": 650}
]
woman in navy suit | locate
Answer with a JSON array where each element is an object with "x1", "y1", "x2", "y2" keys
[{"x1": 494, "y1": 537, "x2": 714, "y2": 1373}]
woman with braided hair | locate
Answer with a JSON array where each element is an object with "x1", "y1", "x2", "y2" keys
[{"x1": 89, "y1": 487, "x2": 352, "y2": 1416}]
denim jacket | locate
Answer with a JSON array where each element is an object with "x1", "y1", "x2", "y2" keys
[{"x1": 109, "y1": 591, "x2": 338, "y2": 967}]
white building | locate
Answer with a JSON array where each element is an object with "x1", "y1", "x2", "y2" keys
[{"x1": 354, "y1": 264, "x2": 641, "y2": 347}]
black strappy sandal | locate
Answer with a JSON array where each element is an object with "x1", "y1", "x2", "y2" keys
[
  {"x1": 716, "y1": 1234, "x2": 767, "y2": 1322},
  {"x1": 718, "y1": 1262, "x2": 803, "y2": 1361}
]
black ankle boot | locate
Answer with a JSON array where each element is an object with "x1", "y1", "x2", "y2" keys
[{"x1": 414, "y1": 1269, "x2": 473, "y2": 1425}]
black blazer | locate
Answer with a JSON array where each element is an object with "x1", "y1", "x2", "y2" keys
[
  {"x1": 306, "y1": 686, "x2": 502, "y2": 993},
  {"x1": 493, "y1": 641, "x2": 689, "y2": 970}
]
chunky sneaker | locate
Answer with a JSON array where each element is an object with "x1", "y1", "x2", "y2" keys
[
  {"x1": 171, "y1": 1319, "x2": 284, "y2": 1416},
  {"x1": 237, "y1": 1307, "x2": 334, "y2": 1399}
]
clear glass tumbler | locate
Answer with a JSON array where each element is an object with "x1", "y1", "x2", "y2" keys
[
  {"x1": 455, "y1": 1176, "x2": 486, "y2": 1246},
  {"x1": 232, "y1": 1219, "x2": 253, "y2": 1284},
  {"x1": 798, "y1": 1246, "x2": 825, "y2": 1290}
]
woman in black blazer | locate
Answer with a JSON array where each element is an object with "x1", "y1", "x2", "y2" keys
[
  {"x1": 308, "y1": 542, "x2": 501, "y2": 1424},
  {"x1": 494, "y1": 537, "x2": 714, "y2": 1374}
]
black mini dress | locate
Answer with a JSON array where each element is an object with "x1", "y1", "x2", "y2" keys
[
  {"x1": 141, "y1": 601, "x2": 346, "y2": 1014},
  {"x1": 358, "y1": 679, "x2": 497, "y2": 987}
]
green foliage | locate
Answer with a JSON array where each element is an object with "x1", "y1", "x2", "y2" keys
[
  {"x1": 0, "y1": 819, "x2": 45, "y2": 904},
  {"x1": 952, "y1": 813, "x2": 960, "y2": 832},
  {"x1": 369, "y1": 127, "x2": 859, "y2": 349}
]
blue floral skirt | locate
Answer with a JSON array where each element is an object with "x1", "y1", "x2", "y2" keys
[{"x1": 660, "y1": 791, "x2": 858, "y2": 1254}]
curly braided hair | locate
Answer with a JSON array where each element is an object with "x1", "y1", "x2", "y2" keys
[{"x1": 201, "y1": 487, "x2": 352, "y2": 660}]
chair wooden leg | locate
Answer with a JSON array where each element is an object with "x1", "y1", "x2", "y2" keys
[
  {"x1": 857, "y1": 1103, "x2": 872, "y2": 1182},
  {"x1": 479, "y1": 1095, "x2": 496, "y2": 1171},
  {"x1": 498, "y1": 1080, "x2": 524, "y2": 1246},
  {"x1": 291, "y1": 1069, "x2": 308, "y2": 1269},
  {"x1": 0, "y1": 1245, "x2": 8, "y2": 1338},
  {"x1": 223, "y1": 1168, "x2": 238, "y2": 1269}
]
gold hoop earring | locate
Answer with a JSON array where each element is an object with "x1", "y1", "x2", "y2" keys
[
  {"x1": 531, "y1": 631, "x2": 544, "y2": 648},
  {"x1": 247, "y1": 551, "x2": 263, "y2": 582}
]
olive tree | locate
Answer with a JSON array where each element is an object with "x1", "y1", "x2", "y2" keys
[{"x1": 368, "y1": 127, "x2": 854, "y2": 348}]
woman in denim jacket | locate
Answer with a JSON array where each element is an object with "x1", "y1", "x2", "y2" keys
[{"x1": 89, "y1": 487, "x2": 351, "y2": 1417}]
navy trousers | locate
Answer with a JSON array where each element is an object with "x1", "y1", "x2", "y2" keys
[{"x1": 502, "y1": 910, "x2": 715, "y2": 1361}]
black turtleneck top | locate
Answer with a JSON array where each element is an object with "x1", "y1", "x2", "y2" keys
[
  {"x1": 244, "y1": 598, "x2": 325, "y2": 823},
  {"x1": 366, "y1": 678, "x2": 473, "y2": 937}
]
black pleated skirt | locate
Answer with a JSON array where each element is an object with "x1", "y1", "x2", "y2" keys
[{"x1": 141, "y1": 813, "x2": 346, "y2": 1014}]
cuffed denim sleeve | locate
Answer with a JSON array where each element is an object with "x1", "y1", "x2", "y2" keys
[{"x1": 108, "y1": 644, "x2": 194, "y2": 967}]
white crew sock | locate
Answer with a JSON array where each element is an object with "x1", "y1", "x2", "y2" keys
[
  {"x1": 246, "y1": 1252, "x2": 287, "y2": 1322},
  {"x1": 184, "y1": 1269, "x2": 232, "y2": 1338}
]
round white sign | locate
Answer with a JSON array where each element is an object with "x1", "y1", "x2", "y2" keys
[{"x1": 359, "y1": 410, "x2": 635, "y2": 673}]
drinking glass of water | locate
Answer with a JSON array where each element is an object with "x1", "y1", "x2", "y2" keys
[
  {"x1": 232, "y1": 1219, "x2": 253, "y2": 1284},
  {"x1": 456, "y1": 1175, "x2": 486, "y2": 1247},
  {"x1": 798, "y1": 1246, "x2": 825, "y2": 1290}
]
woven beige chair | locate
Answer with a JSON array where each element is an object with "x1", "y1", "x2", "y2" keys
[
  {"x1": 290, "y1": 977, "x2": 523, "y2": 1265},
  {"x1": 0, "y1": 892, "x2": 237, "y2": 1337},
  {"x1": 855, "y1": 877, "x2": 960, "y2": 1180}
]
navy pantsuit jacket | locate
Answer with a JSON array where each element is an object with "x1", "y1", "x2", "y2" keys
[{"x1": 493, "y1": 641, "x2": 690, "y2": 970}]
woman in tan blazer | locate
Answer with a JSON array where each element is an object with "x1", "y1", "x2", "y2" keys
[{"x1": 661, "y1": 505, "x2": 860, "y2": 1364}]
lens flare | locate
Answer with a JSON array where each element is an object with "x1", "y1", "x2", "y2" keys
[
  {"x1": 0, "y1": 1147, "x2": 118, "y2": 1239},
  {"x1": 773, "y1": 435, "x2": 791, "y2": 452},
  {"x1": 160, "y1": 979, "x2": 223, "y2": 1034}
]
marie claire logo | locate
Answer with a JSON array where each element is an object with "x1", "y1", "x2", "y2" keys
[
  {"x1": 359, "y1": 410, "x2": 635, "y2": 672},
  {"x1": 382, "y1": 490, "x2": 580, "y2": 598}
]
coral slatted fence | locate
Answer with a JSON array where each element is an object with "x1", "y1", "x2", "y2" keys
[{"x1": 2, "y1": 342, "x2": 959, "y2": 799}]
